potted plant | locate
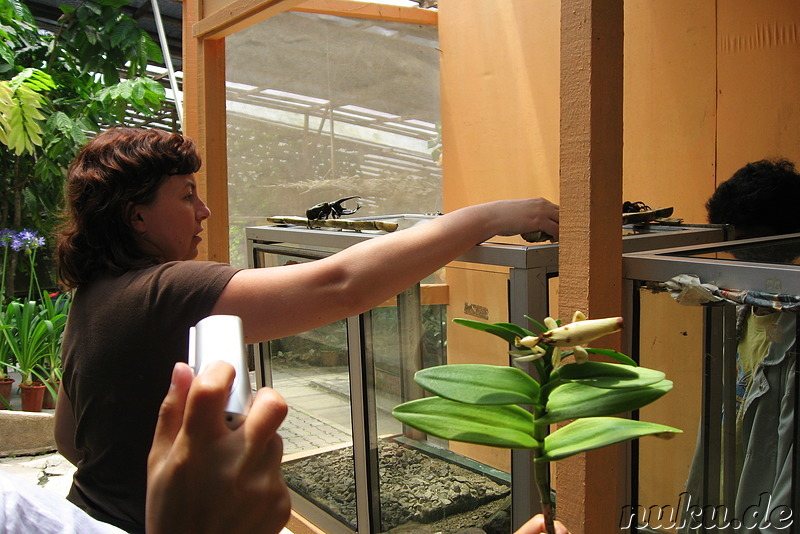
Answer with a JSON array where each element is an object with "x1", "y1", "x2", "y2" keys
[
  {"x1": 0, "y1": 321, "x2": 13, "y2": 410},
  {"x1": 38, "y1": 291, "x2": 70, "y2": 409},
  {"x1": 2, "y1": 299, "x2": 52, "y2": 411},
  {"x1": 393, "y1": 312, "x2": 681, "y2": 534},
  {"x1": 0, "y1": 229, "x2": 16, "y2": 408}
]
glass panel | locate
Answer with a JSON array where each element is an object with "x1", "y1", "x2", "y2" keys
[
  {"x1": 261, "y1": 251, "x2": 356, "y2": 530},
  {"x1": 634, "y1": 289, "x2": 705, "y2": 533},
  {"x1": 632, "y1": 282, "x2": 799, "y2": 532},
  {"x1": 226, "y1": 11, "x2": 442, "y2": 268},
  {"x1": 727, "y1": 309, "x2": 797, "y2": 532},
  {"x1": 380, "y1": 264, "x2": 513, "y2": 533},
  {"x1": 667, "y1": 236, "x2": 800, "y2": 265}
]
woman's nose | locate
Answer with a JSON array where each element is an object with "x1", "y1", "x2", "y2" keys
[{"x1": 197, "y1": 198, "x2": 211, "y2": 220}]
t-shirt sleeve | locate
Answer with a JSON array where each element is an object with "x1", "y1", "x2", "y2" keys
[{"x1": 141, "y1": 260, "x2": 241, "y2": 360}]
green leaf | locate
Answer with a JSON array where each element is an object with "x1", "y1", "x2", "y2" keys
[
  {"x1": 524, "y1": 315, "x2": 550, "y2": 333},
  {"x1": 0, "y1": 300, "x2": 52, "y2": 384},
  {"x1": 117, "y1": 79, "x2": 132, "y2": 99},
  {"x1": 414, "y1": 364, "x2": 539, "y2": 405},
  {"x1": 81, "y1": 3, "x2": 102, "y2": 17},
  {"x1": 584, "y1": 347, "x2": 637, "y2": 366},
  {"x1": 539, "y1": 417, "x2": 682, "y2": 462},
  {"x1": 551, "y1": 361, "x2": 665, "y2": 388},
  {"x1": 453, "y1": 318, "x2": 522, "y2": 345},
  {"x1": 110, "y1": 18, "x2": 131, "y2": 48},
  {"x1": 491, "y1": 322, "x2": 537, "y2": 338},
  {"x1": 538, "y1": 380, "x2": 673, "y2": 425},
  {"x1": 393, "y1": 397, "x2": 538, "y2": 449},
  {"x1": 131, "y1": 79, "x2": 145, "y2": 101}
]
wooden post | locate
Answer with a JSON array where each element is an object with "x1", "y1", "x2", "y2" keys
[
  {"x1": 182, "y1": 0, "x2": 230, "y2": 262},
  {"x1": 558, "y1": 1, "x2": 625, "y2": 532}
]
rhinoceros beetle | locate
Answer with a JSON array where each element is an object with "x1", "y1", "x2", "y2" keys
[{"x1": 306, "y1": 196, "x2": 362, "y2": 224}]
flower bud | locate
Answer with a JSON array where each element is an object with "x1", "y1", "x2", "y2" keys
[
  {"x1": 516, "y1": 335, "x2": 541, "y2": 349},
  {"x1": 539, "y1": 317, "x2": 623, "y2": 347}
]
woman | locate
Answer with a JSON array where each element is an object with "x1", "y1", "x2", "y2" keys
[{"x1": 54, "y1": 127, "x2": 560, "y2": 532}]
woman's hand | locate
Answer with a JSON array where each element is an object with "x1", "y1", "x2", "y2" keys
[
  {"x1": 515, "y1": 514, "x2": 572, "y2": 534},
  {"x1": 474, "y1": 198, "x2": 560, "y2": 241},
  {"x1": 146, "y1": 362, "x2": 290, "y2": 534}
]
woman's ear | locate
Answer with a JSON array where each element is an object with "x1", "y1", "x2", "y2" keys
[{"x1": 129, "y1": 203, "x2": 147, "y2": 233}]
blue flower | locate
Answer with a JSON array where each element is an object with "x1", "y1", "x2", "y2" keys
[
  {"x1": 10, "y1": 229, "x2": 45, "y2": 252},
  {"x1": 0, "y1": 229, "x2": 13, "y2": 248}
]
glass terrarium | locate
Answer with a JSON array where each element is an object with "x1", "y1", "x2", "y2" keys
[
  {"x1": 623, "y1": 233, "x2": 800, "y2": 533},
  {"x1": 246, "y1": 218, "x2": 730, "y2": 534}
]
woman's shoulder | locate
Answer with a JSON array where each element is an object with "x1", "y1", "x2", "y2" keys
[
  {"x1": 118, "y1": 260, "x2": 239, "y2": 278},
  {"x1": 80, "y1": 261, "x2": 239, "y2": 296},
  {"x1": 131, "y1": 260, "x2": 240, "y2": 289},
  {"x1": 72, "y1": 261, "x2": 241, "y2": 318},
  {"x1": 155, "y1": 260, "x2": 239, "y2": 274}
]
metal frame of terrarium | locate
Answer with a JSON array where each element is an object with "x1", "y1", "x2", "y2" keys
[
  {"x1": 246, "y1": 216, "x2": 731, "y2": 533},
  {"x1": 623, "y1": 232, "x2": 800, "y2": 530}
]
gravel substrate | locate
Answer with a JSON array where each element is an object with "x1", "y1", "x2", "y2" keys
[{"x1": 282, "y1": 439, "x2": 513, "y2": 533}]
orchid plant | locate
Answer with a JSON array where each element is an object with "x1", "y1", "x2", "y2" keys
[{"x1": 393, "y1": 312, "x2": 681, "y2": 534}]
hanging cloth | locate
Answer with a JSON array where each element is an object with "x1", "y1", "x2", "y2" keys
[{"x1": 661, "y1": 274, "x2": 800, "y2": 312}]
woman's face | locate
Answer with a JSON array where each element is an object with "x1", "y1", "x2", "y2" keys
[{"x1": 131, "y1": 173, "x2": 211, "y2": 262}]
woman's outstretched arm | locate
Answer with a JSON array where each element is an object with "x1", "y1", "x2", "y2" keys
[{"x1": 212, "y1": 198, "x2": 559, "y2": 343}]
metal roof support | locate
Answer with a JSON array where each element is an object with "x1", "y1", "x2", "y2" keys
[{"x1": 151, "y1": 0, "x2": 184, "y2": 129}]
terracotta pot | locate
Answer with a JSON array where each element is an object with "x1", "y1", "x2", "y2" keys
[
  {"x1": 42, "y1": 380, "x2": 60, "y2": 410},
  {"x1": 0, "y1": 378, "x2": 14, "y2": 410},
  {"x1": 20, "y1": 383, "x2": 46, "y2": 412}
]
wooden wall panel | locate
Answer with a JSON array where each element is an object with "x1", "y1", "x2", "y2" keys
[
  {"x1": 717, "y1": 1, "x2": 800, "y2": 183},
  {"x1": 439, "y1": 1, "x2": 561, "y2": 211},
  {"x1": 445, "y1": 262, "x2": 512, "y2": 472},
  {"x1": 623, "y1": 1, "x2": 717, "y2": 225}
]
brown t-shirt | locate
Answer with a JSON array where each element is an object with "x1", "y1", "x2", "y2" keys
[{"x1": 61, "y1": 261, "x2": 240, "y2": 533}]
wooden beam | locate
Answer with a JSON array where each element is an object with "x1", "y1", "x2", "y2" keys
[
  {"x1": 184, "y1": 0, "x2": 233, "y2": 261},
  {"x1": 557, "y1": 0, "x2": 625, "y2": 533},
  {"x1": 292, "y1": 0, "x2": 437, "y2": 25},
  {"x1": 193, "y1": 0, "x2": 305, "y2": 39}
]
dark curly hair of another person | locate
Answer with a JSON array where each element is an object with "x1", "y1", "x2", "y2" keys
[
  {"x1": 706, "y1": 158, "x2": 800, "y2": 238},
  {"x1": 56, "y1": 128, "x2": 202, "y2": 288}
]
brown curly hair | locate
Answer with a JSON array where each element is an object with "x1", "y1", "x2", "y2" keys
[{"x1": 56, "y1": 128, "x2": 202, "y2": 288}]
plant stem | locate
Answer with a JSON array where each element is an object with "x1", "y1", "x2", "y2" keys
[
  {"x1": 1, "y1": 245, "x2": 7, "y2": 302},
  {"x1": 27, "y1": 249, "x2": 41, "y2": 302},
  {"x1": 533, "y1": 414, "x2": 556, "y2": 534},
  {"x1": 533, "y1": 457, "x2": 555, "y2": 534}
]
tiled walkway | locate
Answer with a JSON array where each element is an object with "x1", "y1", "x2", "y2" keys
[
  {"x1": 274, "y1": 365, "x2": 402, "y2": 455},
  {"x1": 274, "y1": 367, "x2": 353, "y2": 455}
]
